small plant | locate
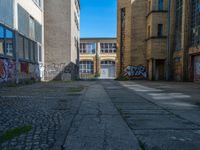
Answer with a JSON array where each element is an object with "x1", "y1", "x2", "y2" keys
[
  {"x1": 139, "y1": 140, "x2": 146, "y2": 150},
  {"x1": 0, "y1": 125, "x2": 32, "y2": 144}
]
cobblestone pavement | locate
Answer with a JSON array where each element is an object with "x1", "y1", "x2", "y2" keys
[
  {"x1": 1, "y1": 80, "x2": 200, "y2": 150},
  {"x1": 0, "y1": 81, "x2": 89, "y2": 150},
  {"x1": 102, "y1": 80, "x2": 200, "y2": 150}
]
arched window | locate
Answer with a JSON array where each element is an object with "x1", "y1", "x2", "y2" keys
[{"x1": 79, "y1": 61, "x2": 94, "y2": 74}]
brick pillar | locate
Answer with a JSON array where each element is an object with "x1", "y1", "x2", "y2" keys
[{"x1": 182, "y1": 0, "x2": 190, "y2": 81}]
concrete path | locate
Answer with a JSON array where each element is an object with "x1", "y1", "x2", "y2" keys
[
  {"x1": 63, "y1": 82, "x2": 140, "y2": 150},
  {"x1": 103, "y1": 80, "x2": 200, "y2": 150},
  {"x1": 1, "y1": 80, "x2": 200, "y2": 150}
]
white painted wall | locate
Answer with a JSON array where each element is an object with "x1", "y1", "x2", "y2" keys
[{"x1": 71, "y1": 0, "x2": 80, "y2": 63}]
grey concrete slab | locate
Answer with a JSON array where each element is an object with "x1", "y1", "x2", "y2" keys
[
  {"x1": 125, "y1": 114, "x2": 200, "y2": 130},
  {"x1": 64, "y1": 83, "x2": 141, "y2": 150},
  {"x1": 115, "y1": 102, "x2": 162, "y2": 110},
  {"x1": 120, "y1": 109, "x2": 171, "y2": 115},
  {"x1": 134, "y1": 130, "x2": 200, "y2": 150},
  {"x1": 78, "y1": 100, "x2": 118, "y2": 115},
  {"x1": 110, "y1": 97, "x2": 147, "y2": 103},
  {"x1": 170, "y1": 110, "x2": 200, "y2": 125},
  {"x1": 64, "y1": 115, "x2": 140, "y2": 150}
]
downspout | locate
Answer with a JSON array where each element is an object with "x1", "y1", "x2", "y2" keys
[{"x1": 166, "y1": 0, "x2": 171, "y2": 80}]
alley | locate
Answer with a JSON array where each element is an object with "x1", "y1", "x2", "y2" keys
[{"x1": 0, "y1": 80, "x2": 200, "y2": 150}]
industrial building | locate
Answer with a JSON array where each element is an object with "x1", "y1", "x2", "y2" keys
[
  {"x1": 80, "y1": 38, "x2": 117, "y2": 79},
  {"x1": 117, "y1": 0, "x2": 200, "y2": 82}
]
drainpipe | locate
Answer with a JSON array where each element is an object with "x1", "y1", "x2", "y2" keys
[{"x1": 166, "y1": 0, "x2": 171, "y2": 81}]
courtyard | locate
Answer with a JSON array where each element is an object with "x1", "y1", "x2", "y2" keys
[{"x1": 0, "y1": 80, "x2": 200, "y2": 150}]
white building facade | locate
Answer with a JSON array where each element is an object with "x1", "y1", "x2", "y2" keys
[{"x1": 0, "y1": 0, "x2": 44, "y2": 84}]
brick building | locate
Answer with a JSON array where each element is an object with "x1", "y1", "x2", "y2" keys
[
  {"x1": 117, "y1": 0, "x2": 200, "y2": 82},
  {"x1": 80, "y1": 38, "x2": 117, "y2": 79}
]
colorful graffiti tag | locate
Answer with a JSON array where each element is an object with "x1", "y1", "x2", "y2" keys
[
  {"x1": 0, "y1": 59, "x2": 16, "y2": 82},
  {"x1": 124, "y1": 65, "x2": 147, "y2": 79}
]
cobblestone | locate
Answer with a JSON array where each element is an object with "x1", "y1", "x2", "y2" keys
[{"x1": 0, "y1": 81, "x2": 86, "y2": 150}]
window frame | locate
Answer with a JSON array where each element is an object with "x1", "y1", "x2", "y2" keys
[
  {"x1": 100, "y1": 43, "x2": 117, "y2": 54},
  {"x1": 0, "y1": 24, "x2": 15, "y2": 58},
  {"x1": 79, "y1": 61, "x2": 94, "y2": 74}
]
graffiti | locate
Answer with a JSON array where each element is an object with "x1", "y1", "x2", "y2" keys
[
  {"x1": 124, "y1": 65, "x2": 147, "y2": 79},
  {"x1": 195, "y1": 63, "x2": 200, "y2": 75},
  {"x1": 0, "y1": 59, "x2": 16, "y2": 82},
  {"x1": 43, "y1": 62, "x2": 78, "y2": 80},
  {"x1": 21, "y1": 62, "x2": 29, "y2": 74}
]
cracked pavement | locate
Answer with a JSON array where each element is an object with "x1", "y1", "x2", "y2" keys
[{"x1": 0, "y1": 80, "x2": 200, "y2": 150}]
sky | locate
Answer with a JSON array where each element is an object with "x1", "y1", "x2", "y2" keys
[{"x1": 80, "y1": 0, "x2": 117, "y2": 38}]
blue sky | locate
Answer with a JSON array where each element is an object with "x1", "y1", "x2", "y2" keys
[{"x1": 80, "y1": 0, "x2": 117, "y2": 38}]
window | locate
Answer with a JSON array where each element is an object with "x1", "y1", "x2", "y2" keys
[
  {"x1": 101, "y1": 60, "x2": 115, "y2": 65},
  {"x1": 30, "y1": 41, "x2": 34, "y2": 61},
  {"x1": 0, "y1": 25, "x2": 14, "y2": 56},
  {"x1": 0, "y1": 25, "x2": 4, "y2": 54},
  {"x1": 175, "y1": 0, "x2": 183, "y2": 50},
  {"x1": 80, "y1": 43, "x2": 96, "y2": 54},
  {"x1": 191, "y1": 0, "x2": 200, "y2": 46},
  {"x1": 79, "y1": 61, "x2": 94, "y2": 74},
  {"x1": 38, "y1": 44, "x2": 42, "y2": 62},
  {"x1": 100, "y1": 43, "x2": 116, "y2": 53},
  {"x1": 5, "y1": 29, "x2": 14, "y2": 56},
  {"x1": 29, "y1": 17, "x2": 35, "y2": 40},
  {"x1": 24, "y1": 38, "x2": 29, "y2": 60},
  {"x1": 17, "y1": 34, "x2": 38, "y2": 62},
  {"x1": 157, "y1": 24, "x2": 163, "y2": 37},
  {"x1": 148, "y1": 0, "x2": 151, "y2": 12},
  {"x1": 33, "y1": 0, "x2": 42, "y2": 8},
  {"x1": 158, "y1": 0, "x2": 163, "y2": 11},
  {"x1": 18, "y1": 35, "x2": 24, "y2": 59}
]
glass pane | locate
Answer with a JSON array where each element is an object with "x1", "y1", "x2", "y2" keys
[
  {"x1": 18, "y1": 35, "x2": 24, "y2": 59},
  {"x1": 5, "y1": 29, "x2": 13, "y2": 38},
  {"x1": 5, "y1": 41, "x2": 13, "y2": 56},
  {"x1": 0, "y1": 41, "x2": 3, "y2": 54},
  {"x1": 0, "y1": 25, "x2": 4, "y2": 38},
  {"x1": 24, "y1": 38, "x2": 29, "y2": 60},
  {"x1": 38, "y1": 45, "x2": 42, "y2": 62}
]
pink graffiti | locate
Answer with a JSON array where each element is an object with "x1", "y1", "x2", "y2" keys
[{"x1": 0, "y1": 59, "x2": 16, "y2": 82}]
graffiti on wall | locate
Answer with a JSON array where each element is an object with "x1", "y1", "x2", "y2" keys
[
  {"x1": 0, "y1": 59, "x2": 16, "y2": 82},
  {"x1": 124, "y1": 65, "x2": 147, "y2": 79},
  {"x1": 19, "y1": 62, "x2": 40, "y2": 80},
  {"x1": 195, "y1": 62, "x2": 200, "y2": 75},
  {"x1": 43, "y1": 62, "x2": 78, "y2": 80}
]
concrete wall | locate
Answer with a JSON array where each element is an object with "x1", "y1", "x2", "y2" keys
[{"x1": 44, "y1": 0, "x2": 79, "y2": 81}]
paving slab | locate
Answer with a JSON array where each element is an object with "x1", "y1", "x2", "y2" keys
[
  {"x1": 134, "y1": 130, "x2": 200, "y2": 150},
  {"x1": 63, "y1": 83, "x2": 141, "y2": 150}
]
